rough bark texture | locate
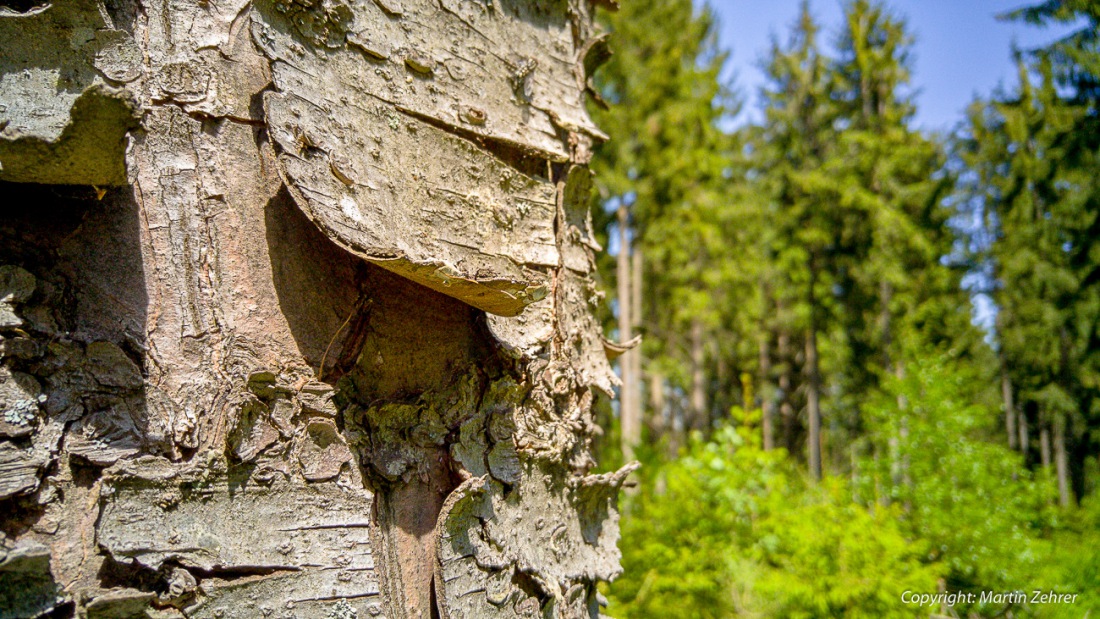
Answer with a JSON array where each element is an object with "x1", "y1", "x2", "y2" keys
[{"x1": 0, "y1": 1, "x2": 632, "y2": 617}]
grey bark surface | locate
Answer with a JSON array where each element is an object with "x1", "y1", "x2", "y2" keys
[{"x1": 0, "y1": 0, "x2": 631, "y2": 617}]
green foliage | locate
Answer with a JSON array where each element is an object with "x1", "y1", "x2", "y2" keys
[
  {"x1": 1002, "y1": 0, "x2": 1100, "y2": 101},
  {"x1": 608, "y1": 358, "x2": 1100, "y2": 618},
  {"x1": 1034, "y1": 494, "x2": 1100, "y2": 616},
  {"x1": 607, "y1": 425, "x2": 938, "y2": 619},
  {"x1": 588, "y1": 0, "x2": 1100, "y2": 615},
  {"x1": 589, "y1": 0, "x2": 760, "y2": 430},
  {"x1": 961, "y1": 38, "x2": 1100, "y2": 508},
  {"x1": 739, "y1": 0, "x2": 986, "y2": 472},
  {"x1": 606, "y1": 427, "x2": 784, "y2": 619},
  {"x1": 749, "y1": 481, "x2": 937, "y2": 619},
  {"x1": 858, "y1": 352, "x2": 1057, "y2": 610}
]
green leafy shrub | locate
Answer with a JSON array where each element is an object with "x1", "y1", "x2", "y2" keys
[
  {"x1": 857, "y1": 353, "x2": 1058, "y2": 614},
  {"x1": 606, "y1": 354, "x2": 1100, "y2": 618},
  {"x1": 607, "y1": 425, "x2": 937, "y2": 618}
]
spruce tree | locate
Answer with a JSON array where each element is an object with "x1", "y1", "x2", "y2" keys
[
  {"x1": 757, "y1": 2, "x2": 838, "y2": 480},
  {"x1": 590, "y1": 0, "x2": 742, "y2": 448},
  {"x1": 963, "y1": 57, "x2": 1088, "y2": 505}
]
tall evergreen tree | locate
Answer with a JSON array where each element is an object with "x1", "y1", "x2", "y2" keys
[
  {"x1": 590, "y1": 0, "x2": 743, "y2": 451},
  {"x1": 1004, "y1": 0, "x2": 1100, "y2": 101},
  {"x1": 829, "y1": 0, "x2": 978, "y2": 462},
  {"x1": 756, "y1": 2, "x2": 838, "y2": 480},
  {"x1": 752, "y1": 0, "x2": 980, "y2": 479},
  {"x1": 963, "y1": 57, "x2": 1090, "y2": 505}
]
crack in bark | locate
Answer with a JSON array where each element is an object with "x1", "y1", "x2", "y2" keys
[{"x1": 148, "y1": 99, "x2": 267, "y2": 127}]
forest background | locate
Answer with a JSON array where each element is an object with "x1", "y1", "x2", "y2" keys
[{"x1": 589, "y1": 1, "x2": 1100, "y2": 617}]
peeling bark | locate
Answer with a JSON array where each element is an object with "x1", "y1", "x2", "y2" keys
[
  {"x1": 435, "y1": 463, "x2": 636, "y2": 619},
  {"x1": 0, "y1": 0, "x2": 630, "y2": 617}
]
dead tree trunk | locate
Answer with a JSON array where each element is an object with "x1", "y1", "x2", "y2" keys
[{"x1": 0, "y1": 1, "x2": 634, "y2": 618}]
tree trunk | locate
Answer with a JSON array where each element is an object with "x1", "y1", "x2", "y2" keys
[
  {"x1": 760, "y1": 333, "x2": 775, "y2": 451},
  {"x1": 1018, "y1": 407, "x2": 1030, "y2": 460},
  {"x1": 879, "y1": 280, "x2": 893, "y2": 373},
  {"x1": 806, "y1": 325, "x2": 822, "y2": 481},
  {"x1": 0, "y1": 2, "x2": 633, "y2": 618},
  {"x1": 778, "y1": 329, "x2": 797, "y2": 452},
  {"x1": 1054, "y1": 415, "x2": 1071, "y2": 507},
  {"x1": 804, "y1": 255, "x2": 822, "y2": 480},
  {"x1": 690, "y1": 317, "x2": 707, "y2": 433},
  {"x1": 894, "y1": 365, "x2": 910, "y2": 509},
  {"x1": 1002, "y1": 368, "x2": 1018, "y2": 451},
  {"x1": 630, "y1": 241, "x2": 644, "y2": 437},
  {"x1": 617, "y1": 204, "x2": 639, "y2": 458},
  {"x1": 1040, "y1": 420, "x2": 1052, "y2": 469},
  {"x1": 646, "y1": 370, "x2": 666, "y2": 439}
]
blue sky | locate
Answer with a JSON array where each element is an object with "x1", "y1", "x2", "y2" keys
[{"x1": 706, "y1": 0, "x2": 1082, "y2": 133}]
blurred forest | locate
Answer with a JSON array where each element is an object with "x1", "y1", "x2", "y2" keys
[{"x1": 588, "y1": 0, "x2": 1100, "y2": 617}]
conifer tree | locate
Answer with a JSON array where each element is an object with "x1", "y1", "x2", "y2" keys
[
  {"x1": 963, "y1": 57, "x2": 1088, "y2": 505},
  {"x1": 829, "y1": 0, "x2": 975, "y2": 455},
  {"x1": 590, "y1": 0, "x2": 741, "y2": 449},
  {"x1": 757, "y1": 2, "x2": 837, "y2": 480}
]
